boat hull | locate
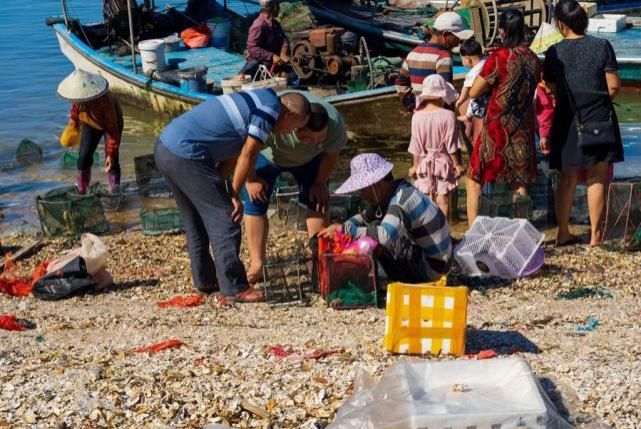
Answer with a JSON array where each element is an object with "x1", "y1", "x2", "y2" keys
[
  {"x1": 53, "y1": 24, "x2": 421, "y2": 140},
  {"x1": 55, "y1": 28, "x2": 210, "y2": 117}
]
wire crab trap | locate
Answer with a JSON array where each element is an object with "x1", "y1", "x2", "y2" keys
[
  {"x1": 285, "y1": 198, "x2": 309, "y2": 231},
  {"x1": 140, "y1": 208, "x2": 184, "y2": 236},
  {"x1": 15, "y1": 139, "x2": 43, "y2": 165},
  {"x1": 478, "y1": 192, "x2": 532, "y2": 220},
  {"x1": 528, "y1": 170, "x2": 558, "y2": 226},
  {"x1": 275, "y1": 185, "x2": 299, "y2": 219},
  {"x1": 261, "y1": 255, "x2": 313, "y2": 307},
  {"x1": 329, "y1": 193, "x2": 362, "y2": 223},
  {"x1": 319, "y1": 253, "x2": 378, "y2": 309},
  {"x1": 602, "y1": 182, "x2": 641, "y2": 251},
  {"x1": 134, "y1": 154, "x2": 171, "y2": 197},
  {"x1": 85, "y1": 182, "x2": 127, "y2": 211}
]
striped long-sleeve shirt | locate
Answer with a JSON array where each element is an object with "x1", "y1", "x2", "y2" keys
[
  {"x1": 395, "y1": 43, "x2": 453, "y2": 112},
  {"x1": 343, "y1": 180, "x2": 452, "y2": 272}
]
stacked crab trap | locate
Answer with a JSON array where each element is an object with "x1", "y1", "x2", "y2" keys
[{"x1": 454, "y1": 216, "x2": 545, "y2": 279}]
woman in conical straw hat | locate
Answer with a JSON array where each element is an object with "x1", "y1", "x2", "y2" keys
[{"x1": 58, "y1": 69, "x2": 123, "y2": 194}]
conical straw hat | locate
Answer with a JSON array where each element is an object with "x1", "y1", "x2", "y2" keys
[{"x1": 57, "y1": 69, "x2": 109, "y2": 102}]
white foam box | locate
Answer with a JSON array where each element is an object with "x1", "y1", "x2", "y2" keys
[
  {"x1": 328, "y1": 357, "x2": 571, "y2": 428},
  {"x1": 588, "y1": 14, "x2": 627, "y2": 33}
]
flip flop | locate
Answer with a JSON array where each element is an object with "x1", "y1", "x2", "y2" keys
[
  {"x1": 556, "y1": 235, "x2": 582, "y2": 247},
  {"x1": 234, "y1": 287, "x2": 265, "y2": 303}
]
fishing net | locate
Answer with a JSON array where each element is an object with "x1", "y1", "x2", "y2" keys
[
  {"x1": 478, "y1": 192, "x2": 532, "y2": 220},
  {"x1": 15, "y1": 139, "x2": 42, "y2": 165},
  {"x1": 134, "y1": 154, "x2": 171, "y2": 197},
  {"x1": 602, "y1": 182, "x2": 641, "y2": 251},
  {"x1": 36, "y1": 186, "x2": 109, "y2": 237},
  {"x1": 140, "y1": 208, "x2": 183, "y2": 236},
  {"x1": 279, "y1": 2, "x2": 317, "y2": 38},
  {"x1": 320, "y1": 254, "x2": 377, "y2": 309}
]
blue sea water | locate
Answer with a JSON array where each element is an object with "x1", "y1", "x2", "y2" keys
[{"x1": 0, "y1": 1, "x2": 640, "y2": 230}]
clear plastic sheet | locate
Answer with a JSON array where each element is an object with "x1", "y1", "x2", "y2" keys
[{"x1": 328, "y1": 356, "x2": 572, "y2": 429}]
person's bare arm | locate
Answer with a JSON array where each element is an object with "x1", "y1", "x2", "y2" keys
[
  {"x1": 469, "y1": 75, "x2": 490, "y2": 99},
  {"x1": 456, "y1": 86, "x2": 471, "y2": 108},
  {"x1": 606, "y1": 71, "x2": 621, "y2": 99},
  {"x1": 408, "y1": 155, "x2": 419, "y2": 179},
  {"x1": 230, "y1": 137, "x2": 263, "y2": 223},
  {"x1": 449, "y1": 150, "x2": 466, "y2": 176}
]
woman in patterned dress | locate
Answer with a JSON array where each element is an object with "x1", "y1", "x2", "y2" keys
[{"x1": 465, "y1": 9, "x2": 540, "y2": 225}]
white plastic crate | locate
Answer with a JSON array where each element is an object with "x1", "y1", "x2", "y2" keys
[
  {"x1": 454, "y1": 216, "x2": 544, "y2": 278},
  {"x1": 328, "y1": 356, "x2": 571, "y2": 429}
]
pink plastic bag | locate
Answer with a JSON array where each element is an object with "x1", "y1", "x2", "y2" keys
[{"x1": 342, "y1": 236, "x2": 378, "y2": 256}]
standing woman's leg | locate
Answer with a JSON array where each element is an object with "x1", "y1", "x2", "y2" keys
[
  {"x1": 585, "y1": 161, "x2": 609, "y2": 245},
  {"x1": 77, "y1": 125, "x2": 102, "y2": 194},
  {"x1": 466, "y1": 178, "x2": 482, "y2": 226},
  {"x1": 555, "y1": 169, "x2": 580, "y2": 244}
]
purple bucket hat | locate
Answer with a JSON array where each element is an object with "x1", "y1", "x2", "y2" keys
[{"x1": 335, "y1": 153, "x2": 394, "y2": 195}]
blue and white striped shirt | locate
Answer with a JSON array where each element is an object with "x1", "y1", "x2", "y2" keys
[
  {"x1": 159, "y1": 88, "x2": 280, "y2": 162},
  {"x1": 343, "y1": 180, "x2": 452, "y2": 271}
]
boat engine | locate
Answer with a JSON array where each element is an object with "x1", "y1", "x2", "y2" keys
[{"x1": 291, "y1": 27, "x2": 361, "y2": 84}]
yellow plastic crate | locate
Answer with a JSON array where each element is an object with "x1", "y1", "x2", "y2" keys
[{"x1": 384, "y1": 277, "x2": 468, "y2": 356}]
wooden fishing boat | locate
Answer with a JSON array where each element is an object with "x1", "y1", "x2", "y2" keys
[{"x1": 47, "y1": 0, "x2": 467, "y2": 142}]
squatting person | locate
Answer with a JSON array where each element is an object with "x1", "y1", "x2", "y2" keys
[
  {"x1": 321, "y1": 153, "x2": 452, "y2": 283},
  {"x1": 243, "y1": 92, "x2": 348, "y2": 284}
]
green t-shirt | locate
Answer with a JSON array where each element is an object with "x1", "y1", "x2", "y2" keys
[{"x1": 262, "y1": 95, "x2": 348, "y2": 168}]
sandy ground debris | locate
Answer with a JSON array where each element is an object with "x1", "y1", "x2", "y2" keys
[{"x1": 1, "y1": 221, "x2": 641, "y2": 428}]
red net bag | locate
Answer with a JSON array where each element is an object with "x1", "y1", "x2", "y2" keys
[{"x1": 180, "y1": 24, "x2": 211, "y2": 49}]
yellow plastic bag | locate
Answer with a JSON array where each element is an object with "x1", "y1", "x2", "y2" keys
[
  {"x1": 60, "y1": 123, "x2": 81, "y2": 147},
  {"x1": 384, "y1": 277, "x2": 468, "y2": 356},
  {"x1": 530, "y1": 22, "x2": 563, "y2": 54}
]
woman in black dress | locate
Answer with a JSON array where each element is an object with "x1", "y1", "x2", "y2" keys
[{"x1": 543, "y1": 0, "x2": 624, "y2": 246}]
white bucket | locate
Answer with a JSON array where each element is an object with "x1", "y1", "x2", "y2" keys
[
  {"x1": 207, "y1": 18, "x2": 231, "y2": 49},
  {"x1": 138, "y1": 39, "x2": 166, "y2": 74},
  {"x1": 221, "y1": 75, "x2": 251, "y2": 94}
]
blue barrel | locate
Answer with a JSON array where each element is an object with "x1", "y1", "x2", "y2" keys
[
  {"x1": 207, "y1": 17, "x2": 231, "y2": 49},
  {"x1": 178, "y1": 67, "x2": 208, "y2": 93}
]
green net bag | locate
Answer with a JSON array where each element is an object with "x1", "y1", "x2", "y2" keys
[
  {"x1": 140, "y1": 208, "x2": 183, "y2": 236},
  {"x1": 36, "y1": 186, "x2": 109, "y2": 237}
]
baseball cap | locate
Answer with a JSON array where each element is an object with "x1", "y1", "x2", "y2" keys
[
  {"x1": 259, "y1": 0, "x2": 277, "y2": 8},
  {"x1": 432, "y1": 12, "x2": 474, "y2": 40}
]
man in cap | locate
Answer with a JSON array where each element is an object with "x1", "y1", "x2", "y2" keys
[
  {"x1": 243, "y1": 92, "x2": 348, "y2": 284},
  {"x1": 395, "y1": 11, "x2": 474, "y2": 111},
  {"x1": 58, "y1": 69, "x2": 123, "y2": 194},
  {"x1": 155, "y1": 89, "x2": 310, "y2": 302},
  {"x1": 320, "y1": 153, "x2": 452, "y2": 282},
  {"x1": 238, "y1": 0, "x2": 291, "y2": 79}
]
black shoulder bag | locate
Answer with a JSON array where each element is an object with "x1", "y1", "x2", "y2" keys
[{"x1": 563, "y1": 74, "x2": 616, "y2": 149}]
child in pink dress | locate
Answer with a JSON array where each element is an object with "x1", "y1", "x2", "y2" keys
[{"x1": 408, "y1": 74, "x2": 466, "y2": 218}]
